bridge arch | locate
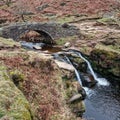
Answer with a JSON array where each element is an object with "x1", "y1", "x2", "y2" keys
[{"x1": 18, "y1": 29, "x2": 54, "y2": 45}]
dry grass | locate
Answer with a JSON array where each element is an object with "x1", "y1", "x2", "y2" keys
[{"x1": 0, "y1": 51, "x2": 82, "y2": 120}]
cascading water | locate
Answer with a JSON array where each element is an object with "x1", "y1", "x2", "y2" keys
[
  {"x1": 62, "y1": 51, "x2": 120, "y2": 120},
  {"x1": 74, "y1": 51, "x2": 109, "y2": 86},
  {"x1": 18, "y1": 35, "x2": 120, "y2": 120},
  {"x1": 65, "y1": 51, "x2": 120, "y2": 120},
  {"x1": 77, "y1": 52, "x2": 97, "y2": 80},
  {"x1": 48, "y1": 49, "x2": 120, "y2": 120},
  {"x1": 64, "y1": 55, "x2": 83, "y2": 86}
]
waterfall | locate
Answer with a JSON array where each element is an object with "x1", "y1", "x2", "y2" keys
[
  {"x1": 64, "y1": 55, "x2": 83, "y2": 86},
  {"x1": 77, "y1": 52, "x2": 97, "y2": 80},
  {"x1": 75, "y1": 52, "x2": 110, "y2": 86},
  {"x1": 55, "y1": 50, "x2": 109, "y2": 87}
]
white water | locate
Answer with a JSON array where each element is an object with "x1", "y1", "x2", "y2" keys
[
  {"x1": 64, "y1": 52, "x2": 120, "y2": 120},
  {"x1": 64, "y1": 55, "x2": 83, "y2": 86},
  {"x1": 76, "y1": 52, "x2": 110, "y2": 86},
  {"x1": 64, "y1": 51, "x2": 109, "y2": 87}
]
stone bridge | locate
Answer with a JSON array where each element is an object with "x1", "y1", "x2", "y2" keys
[{"x1": 0, "y1": 22, "x2": 80, "y2": 44}]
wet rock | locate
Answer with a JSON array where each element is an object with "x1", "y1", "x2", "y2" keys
[
  {"x1": 68, "y1": 94, "x2": 83, "y2": 103},
  {"x1": 33, "y1": 45, "x2": 42, "y2": 50},
  {"x1": 69, "y1": 56, "x2": 87, "y2": 72},
  {"x1": 81, "y1": 73, "x2": 97, "y2": 88},
  {"x1": 21, "y1": 41, "x2": 46, "y2": 50},
  {"x1": 54, "y1": 60, "x2": 75, "y2": 71},
  {"x1": 78, "y1": 88, "x2": 86, "y2": 100}
]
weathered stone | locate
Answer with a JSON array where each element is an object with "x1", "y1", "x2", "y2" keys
[
  {"x1": 33, "y1": 45, "x2": 42, "y2": 50},
  {"x1": 54, "y1": 60, "x2": 75, "y2": 71},
  {"x1": 64, "y1": 42, "x2": 71, "y2": 48},
  {"x1": 36, "y1": 4, "x2": 49, "y2": 11},
  {"x1": 62, "y1": 23, "x2": 69, "y2": 28},
  {"x1": 0, "y1": 22, "x2": 80, "y2": 44},
  {"x1": 77, "y1": 88, "x2": 86, "y2": 100},
  {"x1": 90, "y1": 46, "x2": 120, "y2": 82},
  {"x1": 0, "y1": 63, "x2": 32, "y2": 120},
  {"x1": 81, "y1": 73, "x2": 97, "y2": 88},
  {"x1": 68, "y1": 94, "x2": 82, "y2": 103}
]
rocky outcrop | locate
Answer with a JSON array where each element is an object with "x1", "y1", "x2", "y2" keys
[
  {"x1": 54, "y1": 60, "x2": 75, "y2": 71},
  {"x1": 90, "y1": 45, "x2": 120, "y2": 83},
  {"x1": 0, "y1": 62, "x2": 32, "y2": 120}
]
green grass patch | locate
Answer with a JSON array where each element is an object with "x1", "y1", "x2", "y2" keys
[
  {"x1": 97, "y1": 17, "x2": 118, "y2": 25},
  {"x1": 0, "y1": 37, "x2": 20, "y2": 47},
  {"x1": 0, "y1": 63, "x2": 32, "y2": 120},
  {"x1": 56, "y1": 35, "x2": 78, "y2": 45},
  {"x1": 56, "y1": 16, "x2": 75, "y2": 23},
  {"x1": 95, "y1": 44, "x2": 120, "y2": 54}
]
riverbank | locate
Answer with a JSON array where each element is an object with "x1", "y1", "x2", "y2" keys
[{"x1": 0, "y1": 37, "x2": 85, "y2": 120}]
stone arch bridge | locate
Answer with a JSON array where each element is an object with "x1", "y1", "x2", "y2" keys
[{"x1": 0, "y1": 22, "x2": 80, "y2": 44}]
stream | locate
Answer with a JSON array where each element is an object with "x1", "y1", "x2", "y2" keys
[
  {"x1": 83, "y1": 83, "x2": 120, "y2": 120},
  {"x1": 21, "y1": 42, "x2": 120, "y2": 120},
  {"x1": 60, "y1": 50, "x2": 120, "y2": 120}
]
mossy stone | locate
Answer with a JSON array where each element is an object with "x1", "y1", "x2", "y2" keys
[{"x1": 0, "y1": 63, "x2": 32, "y2": 120}]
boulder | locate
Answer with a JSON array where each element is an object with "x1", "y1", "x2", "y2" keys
[
  {"x1": 81, "y1": 73, "x2": 97, "y2": 88},
  {"x1": 33, "y1": 45, "x2": 42, "y2": 50},
  {"x1": 68, "y1": 94, "x2": 82, "y2": 103},
  {"x1": 78, "y1": 88, "x2": 86, "y2": 100},
  {"x1": 54, "y1": 60, "x2": 75, "y2": 71}
]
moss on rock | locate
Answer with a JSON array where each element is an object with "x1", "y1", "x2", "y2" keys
[
  {"x1": 90, "y1": 46, "x2": 120, "y2": 82},
  {"x1": 97, "y1": 17, "x2": 119, "y2": 26},
  {"x1": 0, "y1": 37, "x2": 20, "y2": 48},
  {"x1": 0, "y1": 62, "x2": 32, "y2": 120}
]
